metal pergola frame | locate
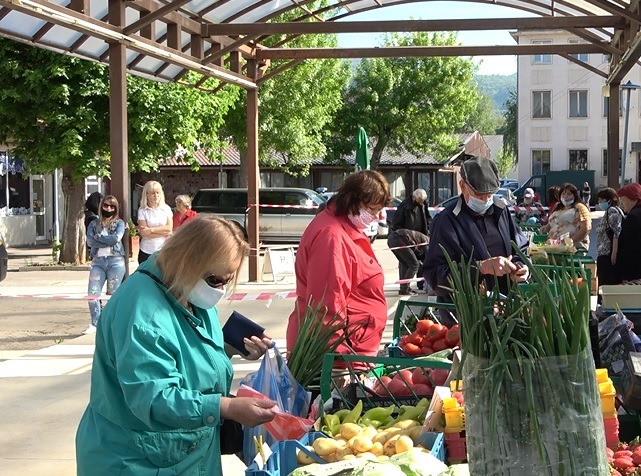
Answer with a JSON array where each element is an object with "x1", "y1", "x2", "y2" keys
[{"x1": 0, "y1": 0, "x2": 639, "y2": 280}]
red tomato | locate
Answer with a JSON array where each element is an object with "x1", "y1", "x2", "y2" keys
[
  {"x1": 402, "y1": 342, "x2": 422, "y2": 355},
  {"x1": 393, "y1": 369, "x2": 413, "y2": 384},
  {"x1": 430, "y1": 368, "x2": 450, "y2": 387},
  {"x1": 412, "y1": 367, "x2": 431, "y2": 386},
  {"x1": 387, "y1": 378, "x2": 411, "y2": 396},
  {"x1": 406, "y1": 332, "x2": 423, "y2": 346},
  {"x1": 412, "y1": 383, "x2": 434, "y2": 396},
  {"x1": 420, "y1": 346, "x2": 434, "y2": 356},
  {"x1": 432, "y1": 338, "x2": 448, "y2": 352},
  {"x1": 426, "y1": 326, "x2": 442, "y2": 342},
  {"x1": 445, "y1": 324, "x2": 460, "y2": 347},
  {"x1": 416, "y1": 319, "x2": 434, "y2": 334}
]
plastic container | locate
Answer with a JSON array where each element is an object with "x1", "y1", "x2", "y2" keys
[
  {"x1": 245, "y1": 432, "x2": 327, "y2": 476},
  {"x1": 418, "y1": 431, "x2": 446, "y2": 463},
  {"x1": 444, "y1": 431, "x2": 467, "y2": 464},
  {"x1": 392, "y1": 300, "x2": 456, "y2": 339},
  {"x1": 601, "y1": 285, "x2": 641, "y2": 311},
  {"x1": 596, "y1": 368, "x2": 609, "y2": 384},
  {"x1": 443, "y1": 397, "x2": 465, "y2": 430},
  {"x1": 603, "y1": 416, "x2": 620, "y2": 449}
]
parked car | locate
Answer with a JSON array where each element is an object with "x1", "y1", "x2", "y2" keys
[
  {"x1": 386, "y1": 197, "x2": 402, "y2": 228},
  {"x1": 500, "y1": 179, "x2": 519, "y2": 192},
  {"x1": 0, "y1": 231, "x2": 7, "y2": 282},
  {"x1": 191, "y1": 187, "x2": 324, "y2": 242}
]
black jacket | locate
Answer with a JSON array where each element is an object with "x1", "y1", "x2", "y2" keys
[
  {"x1": 391, "y1": 196, "x2": 429, "y2": 235},
  {"x1": 617, "y1": 204, "x2": 641, "y2": 281},
  {"x1": 422, "y1": 196, "x2": 529, "y2": 297},
  {"x1": 391, "y1": 229, "x2": 429, "y2": 261}
]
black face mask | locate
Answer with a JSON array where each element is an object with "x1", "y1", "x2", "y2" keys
[{"x1": 102, "y1": 209, "x2": 116, "y2": 218}]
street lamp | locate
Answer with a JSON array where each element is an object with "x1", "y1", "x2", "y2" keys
[{"x1": 620, "y1": 80, "x2": 641, "y2": 188}]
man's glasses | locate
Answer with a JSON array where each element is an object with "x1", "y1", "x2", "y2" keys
[
  {"x1": 204, "y1": 275, "x2": 232, "y2": 289},
  {"x1": 102, "y1": 203, "x2": 116, "y2": 210}
]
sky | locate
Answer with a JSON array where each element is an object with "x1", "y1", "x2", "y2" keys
[{"x1": 336, "y1": 2, "x2": 536, "y2": 76}]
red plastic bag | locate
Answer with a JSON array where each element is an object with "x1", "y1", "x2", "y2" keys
[{"x1": 237, "y1": 384, "x2": 314, "y2": 441}]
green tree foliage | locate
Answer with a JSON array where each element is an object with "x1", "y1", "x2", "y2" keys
[
  {"x1": 327, "y1": 31, "x2": 479, "y2": 169},
  {"x1": 222, "y1": 5, "x2": 350, "y2": 182},
  {"x1": 460, "y1": 93, "x2": 500, "y2": 135},
  {"x1": 474, "y1": 74, "x2": 517, "y2": 113},
  {"x1": 0, "y1": 38, "x2": 237, "y2": 263},
  {"x1": 495, "y1": 146, "x2": 517, "y2": 178},
  {"x1": 498, "y1": 90, "x2": 518, "y2": 157}
]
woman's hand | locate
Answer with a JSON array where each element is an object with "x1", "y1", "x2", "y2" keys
[
  {"x1": 243, "y1": 335, "x2": 273, "y2": 361},
  {"x1": 138, "y1": 226, "x2": 152, "y2": 237},
  {"x1": 220, "y1": 397, "x2": 276, "y2": 428}
]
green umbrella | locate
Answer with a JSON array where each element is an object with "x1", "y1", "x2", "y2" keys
[{"x1": 355, "y1": 127, "x2": 370, "y2": 171}]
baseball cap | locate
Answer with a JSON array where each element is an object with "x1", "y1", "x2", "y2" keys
[{"x1": 524, "y1": 188, "x2": 534, "y2": 198}]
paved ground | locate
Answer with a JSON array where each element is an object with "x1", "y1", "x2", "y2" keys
[{"x1": 0, "y1": 240, "x2": 410, "y2": 475}]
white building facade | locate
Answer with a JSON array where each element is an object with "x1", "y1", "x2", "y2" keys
[{"x1": 514, "y1": 29, "x2": 641, "y2": 189}]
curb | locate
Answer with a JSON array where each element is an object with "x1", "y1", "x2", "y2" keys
[{"x1": 18, "y1": 265, "x2": 91, "y2": 271}]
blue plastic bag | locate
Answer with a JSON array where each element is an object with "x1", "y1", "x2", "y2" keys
[{"x1": 240, "y1": 345, "x2": 311, "y2": 465}]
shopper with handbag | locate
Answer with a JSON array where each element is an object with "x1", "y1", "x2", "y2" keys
[
  {"x1": 76, "y1": 217, "x2": 275, "y2": 475},
  {"x1": 595, "y1": 187, "x2": 623, "y2": 286}
]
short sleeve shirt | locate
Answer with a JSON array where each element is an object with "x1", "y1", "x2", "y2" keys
[{"x1": 137, "y1": 204, "x2": 173, "y2": 254}]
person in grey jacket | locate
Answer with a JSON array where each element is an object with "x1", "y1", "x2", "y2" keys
[
  {"x1": 388, "y1": 228, "x2": 429, "y2": 295},
  {"x1": 84, "y1": 195, "x2": 126, "y2": 334},
  {"x1": 391, "y1": 189, "x2": 430, "y2": 236}
]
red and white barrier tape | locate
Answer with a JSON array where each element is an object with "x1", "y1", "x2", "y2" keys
[
  {"x1": 242, "y1": 202, "x2": 548, "y2": 213},
  {"x1": 0, "y1": 277, "x2": 425, "y2": 303}
]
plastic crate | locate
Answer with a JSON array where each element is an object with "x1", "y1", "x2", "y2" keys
[
  {"x1": 245, "y1": 431, "x2": 446, "y2": 475},
  {"x1": 601, "y1": 286, "x2": 641, "y2": 312},
  {"x1": 320, "y1": 353, "x2": 452, "y2": 410},
  {"x1": 245, "y1": 431, "x2": 327, "y2": 476},
  {"x1": 392, "y1": 299, "x2": 456, "y2": 340}
]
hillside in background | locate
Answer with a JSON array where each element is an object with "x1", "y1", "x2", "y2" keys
[{"x1": 475, "y1": 74, "x2": 517, "y2": 113}]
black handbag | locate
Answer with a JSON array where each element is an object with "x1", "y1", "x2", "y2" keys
[{"x1": 220, "y1": 418, "x2": 244, "y2": 455}]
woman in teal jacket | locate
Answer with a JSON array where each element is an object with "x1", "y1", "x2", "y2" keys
[{"x1": 76, "y1": 217, "x2": 275, "y2": 475}]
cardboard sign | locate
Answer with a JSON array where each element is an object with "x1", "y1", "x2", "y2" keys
[{"x1": 262, "y1": 247, "x2": 295, "y2": 282}]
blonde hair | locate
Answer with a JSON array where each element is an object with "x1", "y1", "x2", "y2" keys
[
  {"x1": 156, "y1": 217, "x2": 249, "y2": 303},
  {"x1": 175, "y1": 194, "x2": 192, "y2": 208},
  {"x1": 98, "y1": 195, "x2": 120, "y2": 228},
  {"x1": 140, "y1": 181, "x2": 165, "y2": 209}
]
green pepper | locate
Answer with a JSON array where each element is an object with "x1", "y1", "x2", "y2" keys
[
  {"x1": 324, "y1": 414, "x2": 341, "y2": 436},
  {"x1": 358, "y1": 417, "x2": 383, "y2": 429},
  {"x1": 382, "y1": 405, "x2": 427, "y2": 428},
  {"x1": 416, "y1": 398, "x2": 430, "y2": 408},
  {"x1": 360, "y1": 404, "x2": 395, "y2": 423},
  {"x1": 341, "y1": 400, "x2": 363, "y2": 424},
  {"x1": 333, "y1": 409, "x2": 350, "y2": 422}
]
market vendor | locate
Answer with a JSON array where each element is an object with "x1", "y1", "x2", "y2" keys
[
  {"x1": 286, "y1": 170, "x2": 392, "y2": 357},
  {"x1": 422, "y1": 156, "x2": 530, "y2": 324}
]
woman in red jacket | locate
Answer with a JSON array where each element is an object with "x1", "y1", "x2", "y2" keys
[{"x1": 286, "y1": 170, "x2": 391, "y2": 357}]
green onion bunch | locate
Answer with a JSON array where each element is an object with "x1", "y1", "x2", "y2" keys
[
  {"x1": 287, "y1": 297, "x2": 358, "y2": 389},
  {"x1": 443, "y1": 244, "x2": 608, "y2": 475}
]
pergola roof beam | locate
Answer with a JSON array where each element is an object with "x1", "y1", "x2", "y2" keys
[
  {"x1": 206, "y1": 16, "x2": 624, "y2": 36},
  {"x1": 257, "y1": 43, "x2": 607, "y2": 60},
  {"x1": 124, "y1": 0, "x2": 192, "y2": 35}
]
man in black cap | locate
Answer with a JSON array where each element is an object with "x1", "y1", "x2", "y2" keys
[{"x1": 422, "y1": 156, "x2": 530, "y2": 325}]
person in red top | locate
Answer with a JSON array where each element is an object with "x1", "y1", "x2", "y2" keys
[
  {"x1": 286, "y1": 170, "x2": 392, "y2": 357},
  {"x1": 172, "y1": 194, "x2": 197, "y2": 230}
]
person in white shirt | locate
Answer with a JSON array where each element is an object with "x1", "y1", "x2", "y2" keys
[
  {"x1": 136, "y1": 181, "x2": 173, "y2": 264},
  {"x1": 84, "y1": 196, "x2": 126, "y2": 334}
]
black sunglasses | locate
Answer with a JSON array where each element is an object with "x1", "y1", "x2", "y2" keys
[
  {"x1": 204, "y1": 275, "x2": 232, "y2": 289},
  {"x1": 102, "y1": 203, "x2": 117, "y2": 210}
]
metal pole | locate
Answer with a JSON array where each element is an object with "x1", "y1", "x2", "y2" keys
[
  {"x1": 622, "y1": 87, "x2": 632, "y2": 188},
  {"x1": 52, "y1": 168, "x2": 59, "y2": 240}
]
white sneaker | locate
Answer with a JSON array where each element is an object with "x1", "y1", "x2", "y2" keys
[{"x1": 82, "y1": 324, "x2": 97, "y2": 335}]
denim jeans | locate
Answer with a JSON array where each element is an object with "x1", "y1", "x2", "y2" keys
[{"x1": 88, "y1": 255, "x2": 126, "y2": 325}]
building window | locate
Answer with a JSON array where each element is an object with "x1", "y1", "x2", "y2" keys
[
  {"x1": 569, "y1": 150, "x2": 588, "y2": 170},
  {"x1": 532, "y1": 40, "x2": 552, "y2": 64},
  {"x1": 603, "y1": 93, "x2": 624, "y2": 117},
  {"x1": 602, "y1": 149, "x2": 622, "y2": 177},
  {"x1": 568, "y1": 40, "x2": 589, "y2": 62},
  {"x1": 569, "y1": 90, "x2": 588, "y2": 118},
  {"x1": 532, "y1": 90, "x2": 552, "y2": 118},
  {"x1": 532, "y1": 150, "x2": 551, "y2": 175}
]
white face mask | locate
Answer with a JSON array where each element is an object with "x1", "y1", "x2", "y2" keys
[
  {"x1": 187, "y1": 279, "x2": 226, "y2": 309},
  {"x1": 348, "y1": 208, "x2": 378, "y2": 230},
  {"x1": 466, "y1": 195, "x2": 493, "y2": 214},
  {"x1": 561, "y1": 197, "x2": 575, "y2": 206}
]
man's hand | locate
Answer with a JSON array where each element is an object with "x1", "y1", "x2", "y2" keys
[
  {"x1": 220, "y1": 397, "x2": 276, "y2": 428},
  {"x1": 479, "y1": 256, "x2": 518, "y2": 277},
  {"x1": 510, "y1": 263, "x2": 530, "y2": 283}
]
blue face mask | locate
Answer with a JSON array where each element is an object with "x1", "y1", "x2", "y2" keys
[
  {"x1": 598, "y1": 202, "x2": 610, "y2": 211},
  {"x1": 467, "y1": 195, "x2": 493, "y2": 214}
]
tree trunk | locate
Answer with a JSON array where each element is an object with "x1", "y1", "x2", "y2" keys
[
  {"x1": 371, "y1": 136, "x2": 388, "y2": 170},
  {"x1": 59, "y1": 166, "x2": 86, "y2": 264},
  {"x1": 238, "y1": 149, "x2": 248, "y2": 187}
]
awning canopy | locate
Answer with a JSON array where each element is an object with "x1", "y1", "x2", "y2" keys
[{"x1": 0, "y1": 0, "x2": 639, "y2": 89}]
